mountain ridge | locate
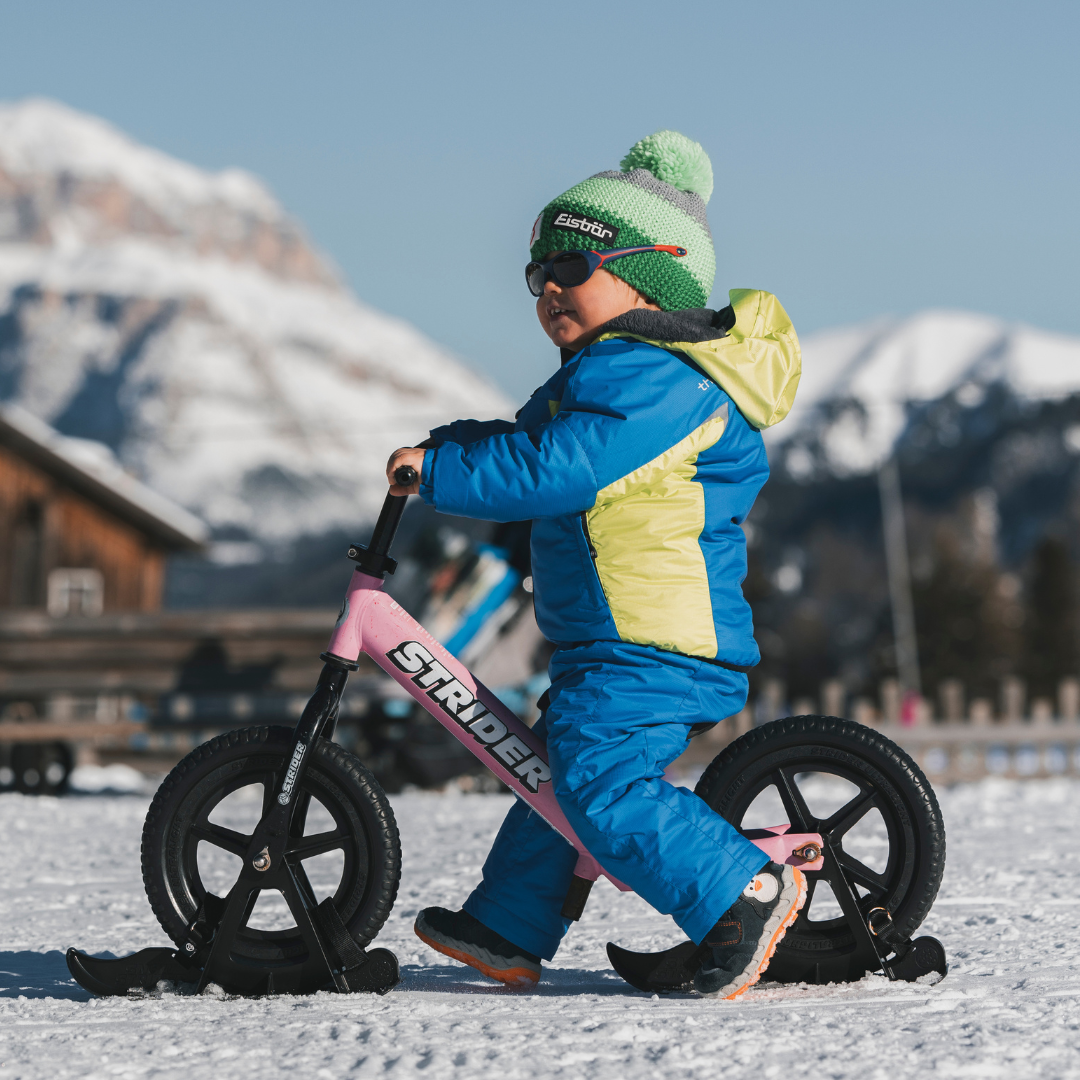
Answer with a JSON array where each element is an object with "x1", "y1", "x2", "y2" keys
[
  {"x1": 772, "y1": 308, "x2": 1080, "y2": 479},
  {"x1": 0, "y1": 98, "x2": 511, "y2": 542}
]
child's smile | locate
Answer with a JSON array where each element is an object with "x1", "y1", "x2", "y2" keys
[{"x1": 543, "y1": 297, "x2": 576, "y2": 333}]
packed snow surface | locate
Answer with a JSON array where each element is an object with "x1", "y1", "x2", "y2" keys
[{"x1": 2, "y1": 777, "x2": 1079, "y2": 1078}]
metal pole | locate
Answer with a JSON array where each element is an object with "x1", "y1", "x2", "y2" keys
[{"x1": 878, "y1": 456, "x2": 921, "y2": 699}]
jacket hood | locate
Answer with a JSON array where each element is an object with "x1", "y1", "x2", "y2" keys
[{"x1": 595, "y1": 289, "x2": 801, "y2": 429}]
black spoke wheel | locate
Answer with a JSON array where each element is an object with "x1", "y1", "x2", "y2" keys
[
  {"x1": 141, "y1": 727, "x2": 400, "y2": 972},
  {"x1": 695, "y1": 715, "x2": 945, "y2": 984}
]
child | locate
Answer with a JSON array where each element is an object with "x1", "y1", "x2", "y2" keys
[{"x1": 386, "y1": 130, "x2": 803, "y2": 999}]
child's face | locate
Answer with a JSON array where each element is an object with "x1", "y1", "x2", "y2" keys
[{"x1": 535, "y1": 257, "x2": 658, "y2": 350}]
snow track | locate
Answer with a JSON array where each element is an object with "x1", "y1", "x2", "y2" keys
[{"x1": 2, "y1": 779, "x2": 1079, "y2": 1079}]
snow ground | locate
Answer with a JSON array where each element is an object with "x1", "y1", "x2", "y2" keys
[{"x1": 2, "y1": 778, "x2": 1079, "y2": 1080}]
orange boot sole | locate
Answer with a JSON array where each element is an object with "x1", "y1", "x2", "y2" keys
[{"x1": 414, "y1": 926, "x2": 540, "y2": 988}]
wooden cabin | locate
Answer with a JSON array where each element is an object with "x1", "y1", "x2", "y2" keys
[{"x1": 0, "y1": 404, "x2": 206, "y2": 613}]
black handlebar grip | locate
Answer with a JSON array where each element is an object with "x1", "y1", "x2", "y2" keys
[{"x1": 394, "y1": 465, "x2": 418, "y2": 488}]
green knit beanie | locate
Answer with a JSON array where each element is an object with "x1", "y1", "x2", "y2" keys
[{"x1": 528, "y1": 130, "x2": 715, "y2": 312}]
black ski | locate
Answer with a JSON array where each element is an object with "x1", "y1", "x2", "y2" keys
[
  {"x1": 66, "y1": 947, "x2": 199, "y2": 996},
  {"x1": 606, "y1": 939, "x2": 703, "y2": 994},
  {"x1": 606, "y1": 934, "x2": 947, "y2": 993},
  {"x1": 67, "y1": 940, "x2": 399, "y2": 998},
  {"x1": 885, "y1": 936, "x2": 948, "y2": 982}
]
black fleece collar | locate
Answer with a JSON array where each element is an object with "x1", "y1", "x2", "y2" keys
[
  {"x1": 559, "y1": 305, "x2": 735, "y2": 365},
  {"x1": 600, "y1": 305, "x2": 736, "y2": 344}
]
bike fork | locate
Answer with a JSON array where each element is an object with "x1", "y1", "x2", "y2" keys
[
  {"x1": 190, "y1": 657, "x2": 380, "y2": 995},
  {"x1": 248, "y1": 658, "x2": 352, "y2": 867}
]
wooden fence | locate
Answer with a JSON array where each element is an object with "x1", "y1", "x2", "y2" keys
[
  {"x1": 676, "y1": 699, "x2": 1080, "y2": 783},
  {"x1": 4, "y1": 609, "x2": 1080, "y2": 786}
]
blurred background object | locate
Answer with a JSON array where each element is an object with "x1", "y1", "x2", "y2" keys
[
  {"x1": 0, "y1": 393, "x2": 547, "y2": 792},
  {"x1": 747, "y1": 314, "x2": 1080, "y2": 728},
  {"x1": 0, "y1": 97, "x2": 524, "y2": 793},
  {"x1": 2, "y1": 1, "x2": 1079, "y2": 791}
]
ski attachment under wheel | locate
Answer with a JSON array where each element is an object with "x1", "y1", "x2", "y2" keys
[
  {"x1": 606, "y1": 932, "x2": 947, "y2": 993},
  {"x1": 66, "y1": 947, "x2": 200, "y2": 996},
  {"x1": 68, "y1": 890, "x2": 400, "y2": 998},
  {"x1": 67, "y1": 937, "x2": 399, "y2": 998},
  {"x1": 606, "y1": 940, "x2": 704, "y2": 994}
]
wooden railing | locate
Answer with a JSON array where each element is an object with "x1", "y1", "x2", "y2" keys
[
  {"x1": 877, "y1": 717, "x2": 1080, "y2": 782},
  {"x1": 675, "y1": 707, "x2": 1080, "y2": 783}
]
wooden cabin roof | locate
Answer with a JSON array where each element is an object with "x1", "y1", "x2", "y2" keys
[{"x1": 0, "y1": 404, "x2": 206, "y2": 550}]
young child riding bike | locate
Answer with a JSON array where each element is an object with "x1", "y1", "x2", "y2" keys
[{"x1": 386, "y1": 130, "x2": 803, "y2": 999}]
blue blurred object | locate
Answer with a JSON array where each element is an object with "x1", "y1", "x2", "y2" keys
[{"x1": 439, "y1": 544, "x2": 520, "y2": 657}]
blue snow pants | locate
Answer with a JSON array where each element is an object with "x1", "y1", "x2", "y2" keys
[{"x1": 462, "y1": 640, "x2": 769, "y2": 960}]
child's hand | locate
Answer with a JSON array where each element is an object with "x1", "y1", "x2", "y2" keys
[{"x1": 386, "y1": 447, "x2": 425, "y2": 495}]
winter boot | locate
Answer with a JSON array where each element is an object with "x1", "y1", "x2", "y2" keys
[
  {"x1": 414, "y1": 907, "x2": 542, "y2": 987},
  {"x1": 694, "y1": 862, "x2": 807, "y2": 999}
]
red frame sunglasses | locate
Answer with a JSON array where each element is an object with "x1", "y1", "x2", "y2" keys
[{"x1": 526, "y1": 245, "x2": 687, "y2": 297}]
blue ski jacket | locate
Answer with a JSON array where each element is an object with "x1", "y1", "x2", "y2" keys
[{"x1": 419, "y1": 289, "x2": 801, "y2": 668}]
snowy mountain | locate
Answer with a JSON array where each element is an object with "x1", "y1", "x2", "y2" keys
[
  {"x1": 0, "y1": 99, "x2": 511, "y2": 541},
  {"x1": 746, "y1": 309, "x2": 1080, "y2": 704},
  {"x1": 770, "y1": 310, "x2": 1080, "y2": 478}
]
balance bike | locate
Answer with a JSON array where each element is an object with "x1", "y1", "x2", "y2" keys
[{"x1": 68, "y1": 469, "x2": 947, "y2": 997}]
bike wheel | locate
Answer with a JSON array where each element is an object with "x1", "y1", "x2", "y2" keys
[
  {"x1": 142, "y1": 726, "x2": 400, "y2": 970},
  {"x1": 695, "y1": 715, "x2": 945, "y2": 984}
]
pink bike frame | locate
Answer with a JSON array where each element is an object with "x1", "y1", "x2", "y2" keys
[{"x1": 325, "y1": 568, "x2": 825, "y2": 889}]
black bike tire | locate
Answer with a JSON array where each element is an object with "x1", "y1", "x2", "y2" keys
[
  {"x1": 141, "y1": 726, "x2": 401, "y2": 959},
  {"x1": 695, "y1": 715, "x2": 946, "y2": 982}
]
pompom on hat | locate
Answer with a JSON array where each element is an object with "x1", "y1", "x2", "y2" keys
[{"x1": 529, "y1": 130, "x2": 715, "y2": 312}]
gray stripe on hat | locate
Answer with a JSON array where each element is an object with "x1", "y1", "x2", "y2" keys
[{"x1": 591, "y1": 169, "x2": 712, "y2": 236}]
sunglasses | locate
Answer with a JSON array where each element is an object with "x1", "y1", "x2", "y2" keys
[{"x1": 526, "y1": 245, "x2": 687, "y2": 297}]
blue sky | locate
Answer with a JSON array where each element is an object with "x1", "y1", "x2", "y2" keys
[{"x1": 1, "y1": 0, "x2": 1077, "y2": 400}]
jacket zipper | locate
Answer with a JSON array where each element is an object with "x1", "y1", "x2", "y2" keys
[{"x1": 580, "y1": 512, "x2": 597, "y2": 559}]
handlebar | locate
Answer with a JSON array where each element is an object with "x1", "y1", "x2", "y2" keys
[{"x1": 346, "y1": 464, "x2": 417, "y2": 578}]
